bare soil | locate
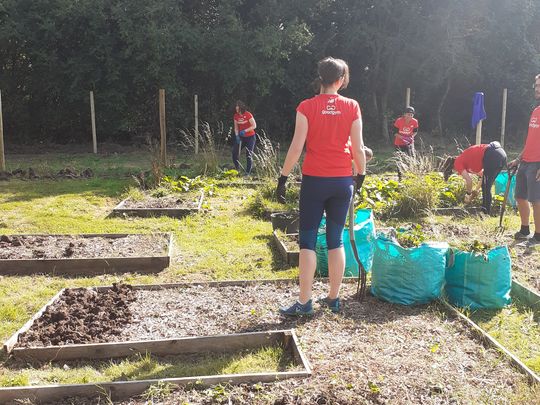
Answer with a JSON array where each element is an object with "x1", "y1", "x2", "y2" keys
[
  {"x1": 17, "y1": 283, "x2": 135, "y2": 347},
  {"x1": 0, "y1": 234, "x2": 169, "y2": 260},
  {"x1": 122, "y1": 195, "x2": 200, "y2": 209},
  {"x1": 40, "y1": 281, "x2": 536, "y2": 404}
]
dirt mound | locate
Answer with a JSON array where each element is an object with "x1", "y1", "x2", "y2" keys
[{"x1": 17, "y1": 283, "x2": 135, "y2": 347}]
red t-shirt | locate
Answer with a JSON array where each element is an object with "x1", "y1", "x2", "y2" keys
[
  {"x1": 234, "y1": 111, "x2": 255, "y2": 137},
  {"x1": 454, "y1": 144, "x2": 489, "y2": 174},
  {"x1": 522, "y1": 106, "x2": 540, "y2": 162},
  {"x1": 297, "y1": 94, "x2": 361, "y2": 177},
  {"x1": 394, "y1": 117, "x2": 419, "y2": 146}
]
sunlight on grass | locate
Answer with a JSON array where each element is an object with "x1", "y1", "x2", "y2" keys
[
  {"x1": 0, "y1": 346, "x2": 292, "y2": 387},
  {"x1": 470, "y1": 298, "x2": 540, "y2": 373}
]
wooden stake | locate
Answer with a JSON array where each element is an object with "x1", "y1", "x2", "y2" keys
[
  {"x1": 405, "y1": 87, "x2": 411, "y2": 108},
  {"x1": 90, "y1": 91, "x2": 97, "y2": 154},
  {"x1": 0, "y1": 90, "x2": 5, "y2": 171},
  {"x1": 500, "y1": 88, "x2": 507, "y2": 148},
  {"x1": 159, "y1": 89, "x2": 167, "y2": 165},
  {"x1": 475, "y1": 120, "x2": 483, "y2": 145},
  {"x1": 194, "y1": 94, "x2": 199, "y2": 154}
]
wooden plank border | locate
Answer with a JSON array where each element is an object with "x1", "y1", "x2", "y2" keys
[
  {"x1": 440, "y1": 299, "x2": 540, "y2": 384},
  {"x1": 511, "y1": 280, "x2": 540, "y2": 311},
  {"x1": 0, "y1": 233, "x2": 172, "y2": 276},
  {"x1": 0, "y1": 330, "x2": 311, "y2": 404},
  {"x1": 272, "y1": 231, "x2": 299, "y2": 266},
  {"x1": 112, "y1": 191, "x2": 204, "y2": 218}
]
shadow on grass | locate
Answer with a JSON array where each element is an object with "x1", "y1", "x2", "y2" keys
[
  {"x1": 0, "y1": 178, "x2": 130, "y2": 204},
  {"x1": 252, "y1": 234, "x2": 293, "y2": 272}
]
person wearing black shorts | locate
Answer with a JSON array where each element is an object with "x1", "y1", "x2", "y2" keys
[{"x1": 508, "y1": 74, "x2": 540, "y2": 247}]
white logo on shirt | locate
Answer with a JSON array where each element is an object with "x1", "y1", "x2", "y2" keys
[
  {"x1": 322, "y1": 99, "x2": 342, "y2": 115},
  {"x1": 530, "y1": 116, "x2": 539, "y2": 129}
]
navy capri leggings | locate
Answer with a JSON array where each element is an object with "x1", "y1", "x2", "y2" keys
[{"x1": 299, "y1": 175, "x2": 354, "y2": 251}]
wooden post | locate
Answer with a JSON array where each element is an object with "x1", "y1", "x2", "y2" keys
[
  {"x1": 194, "y1": 94, "x2": 199, "y2": 155},
  {"x1": 90, "y1": 91, "x2": 97, "y2": 154},
  {"x1": 0, "y1": 90, "x2": 5, "y2": 171},
  {"x1": 500, "y1": 88, "x2": 507, "y2": 148},
  {"x1": 159, "y1": 89, "x2": 167, "y2": 165},
  {"x1": 405, "y1": 88, "x2": 411, "y2": 107},
  {"x1": 475, "y1": 120, "x2": 483, "y2": 145}
]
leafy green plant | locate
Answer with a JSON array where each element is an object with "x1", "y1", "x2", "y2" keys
[
  {"x1": 160, "y1": 175, "x2": 215, "y2": 196},
  {"x1": 356, "y1": 177, "x2": 401, "y2": 216},
  {"x1": 218, "y1": 169, "x2": 240, "y2": 179},
  {"x1": 396, "y1": 224, "x2": 426, "y2": 248},
  {"x1": 462, "y1": 240, "x2": 493, "y2": 257},
  {"x1": 439, "y1": 174, "x2": 466, "y2": 207},
  {"x1": 246, "y1": 181, "x2": 299, "y2": 218},
  {"x1": 394, "y1": 173, "x2": 442, "y2": 218}
]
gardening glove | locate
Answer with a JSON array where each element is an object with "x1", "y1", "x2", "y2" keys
[
  {"x1": 276, "y1": 175, "x2": 288, "y2": 204},
  {"x1": 354, "y1": 174, "x2": 366, "y2": 192},
  {"x1": 238, "y1": 130, "x2": 246, "y2": 137}
]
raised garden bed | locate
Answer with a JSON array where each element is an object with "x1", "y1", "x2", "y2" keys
[
  {"x1": 12, "y1": 279, "x2": 535, "y2": 404},
  {"x1": 0, "y1": 233, "x2": 172, "y2": 276},
  {"x1": 112, "y1": 192, "x2": 204, "y2": 218},
  {"x1": 272, "y1": 231, "x2": 299, "y2": 266},
  {"x1": 0, "y1": 330, "x2": 309, "y2": 404}
]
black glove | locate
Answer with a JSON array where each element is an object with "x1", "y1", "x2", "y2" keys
[
  {"x1": 276, "y1": 175, "x2": 288, "y2": 203},
  {"x1": 354, "y1": 174, "x2": 366, "y2": 192}
]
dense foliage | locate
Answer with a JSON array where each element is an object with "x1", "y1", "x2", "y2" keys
[{"x1": 1, "y1": 0, "x2": 539, "y2": 145}]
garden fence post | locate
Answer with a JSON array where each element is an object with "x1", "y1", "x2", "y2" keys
[
  {"x1": 405, "y1": 87, "x2": 411, "y2": 108},
  {"x1": 159, "y1": 89, "x2": 167, "y2": 165},
  {"x1": 194, "y1": 94, "x2": 199, "y2": 155},
  {"x1": 0, "y1": 90, "x2": 5, "y2": 171},
  {"x1": 90, "y1": 91, "x2": 97, "y2": 154},
  {"x1": 500, "y1": 88, "x2": 507, "y2": 148}
]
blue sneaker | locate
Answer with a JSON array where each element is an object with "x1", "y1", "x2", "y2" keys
[
  {"x1": 318, "y1": 297, "x2": 341, "y2": 313},
  {"x1": 279, "y1": 300, "x2": 313, "y2": 316}
]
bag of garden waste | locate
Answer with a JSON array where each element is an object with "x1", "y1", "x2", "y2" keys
[
  {"x1": 494, "y1": 171, "x2": 516, "y2": 208},
  {"x1": 444, "y1": 244, "x2": 511, "y2": 309},
  {"x1": 315, "y1": 209, "x2": 376, "y2": 277},
  {"x1": 370, "y1": 229, "x2": 449, "y2": 305}
]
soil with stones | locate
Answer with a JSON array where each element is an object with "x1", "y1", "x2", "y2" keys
[
  {"x1": 0, "y1": 167, "x2": 93, "y2": 181},
  {"x1": 17, "y1": 283, "x2": 135, "y2": 347},
  {"x1": 0, "y1": 234, "x2": 169, "y2": 260},
  {"x1": 122, "y1": 195, "x2": 200, "y2": 209},
  {"x1": 41, "y1": 281, "x2": 537, "y2": 404}
]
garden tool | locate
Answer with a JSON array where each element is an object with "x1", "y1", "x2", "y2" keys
[
  {"x1": 349, "y1": 184, "x2": 367, "y2": 302},
  {"x1": 497, "y1": 165, "x2": 517, "y2": 234}
]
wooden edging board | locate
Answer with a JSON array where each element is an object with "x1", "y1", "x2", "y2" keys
[
  {"x1": 440, "y1": 280, "x2": 540, "y2": 385},
  {"x1": 511, "y1": 279, "x2": 540, "y2": 311},
  {"x1": 272, "y1": 231, "x2": 299, "y2": 266},
  {"x1": 0, "y1": 233, "x2": 173, "y2": 277},
  {"x1": 112, "y1": 190, "x2": 204, "y2": 218},
  {"x1": 0, "y1": 330, "x2": 311, "y2": 404}
]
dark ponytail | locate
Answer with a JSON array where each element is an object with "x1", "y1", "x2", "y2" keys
[{"x1": 316, "y1": 57, "x2": 350, "y2": 91}]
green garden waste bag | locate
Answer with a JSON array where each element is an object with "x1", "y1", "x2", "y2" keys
[
  {"x1": 370, "y1": 233, "x2": 449, "y2": 305},
  {"x1": 494, "y1": 171, "x2": 516, "y2": 208},
  {"x1": 444, "y1": 246, "x2": 511, "y2": 309},
  {"x1": 315, "y1": 209, "x2": 376, "y2": 277}
]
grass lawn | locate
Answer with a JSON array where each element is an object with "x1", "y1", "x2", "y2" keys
[{"x1": 0, "y1": 149, "x2": 538, "y2": 403}]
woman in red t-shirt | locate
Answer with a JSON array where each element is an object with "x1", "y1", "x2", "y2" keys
[
  {"x1": 441, "y1": 141, "x2": 507, "y2": 214},
  {"x1": 275, "y1": 57, "x2": 367, "y2": 316},
  {"x1": 232, "y1": 100, "x2": 257, "y2": 175}
]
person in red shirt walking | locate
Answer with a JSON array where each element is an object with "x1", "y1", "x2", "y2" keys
[
  {"x1": 394, "y1": 106, "x2": 419, "y2": 179},
  {"x1": 275, "y1": 57, "x2": 367, "y2": 316},
  {"x1": 508, "y1": 74, "x2": 540, "y2": 247},
  {"x1": 232, "y1": 101, "x2": 257, "y2": 175},
  {"x1": 441, "y1": 142, "x2": 507, "y2": 214}
]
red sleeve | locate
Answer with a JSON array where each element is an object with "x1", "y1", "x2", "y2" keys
[
  {"x1": 245, "y1": 111, "x2": 253, "y2": 120},
  {"x1": 413, "y1": 119, "x2": 419, "y2": 129},
  {"x1": 296, "y1": 100, "x2": 309, "y2": 117},
  {"x1": 351, "y1": 100, "x2": 361, "y2": 121},
  {"x1": 454, "y1": 155, "x2": 465, "y2": 173},
  {"x1": 394, "y1": 118, "x2": 401, "y2": 129}
]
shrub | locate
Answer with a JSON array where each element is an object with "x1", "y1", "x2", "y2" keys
[
  {"x1": 246, "y1": 181, "x2": 299, "y2": 218},
  {"x1": 394, "y1": 173, "x2": 441, "y2": 218}
]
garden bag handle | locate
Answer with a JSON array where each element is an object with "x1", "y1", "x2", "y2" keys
[{"x1": 349, "y1": 184, "x2": 367, "y2": 301}]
